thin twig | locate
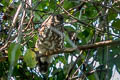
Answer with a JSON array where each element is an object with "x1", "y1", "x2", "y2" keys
[
  {"x1": 22, "y1": 15, "x2": 34, "y2": 32},
  {"x1": 57, "y1": 4, "x2": 120, "y2": 38},
  {"x1": 65, "y1": 51, "x2": 83, "y2": 80},
  {"x1": 12, "y1": 3, "x2": 22, "y2": 27}
]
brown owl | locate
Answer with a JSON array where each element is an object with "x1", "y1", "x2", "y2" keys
[{"x1": 35, "y1": 14, "x2": 64, "y2": 73}]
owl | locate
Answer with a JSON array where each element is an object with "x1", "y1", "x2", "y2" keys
[{"x1": 35, "y1": 14, "x2": 64, "y2": 73}]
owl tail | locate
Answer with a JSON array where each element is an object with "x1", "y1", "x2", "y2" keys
[{"x1": 37, "y1": 57, "x2": 50, "y2": 74}]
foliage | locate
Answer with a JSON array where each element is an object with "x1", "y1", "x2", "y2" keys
[
  {"x1": 24, "y1": 49, "x2": 37, "y2": 68},
  {"x1": 0, "y1": 0, "x2": 120, "y2": 80}
]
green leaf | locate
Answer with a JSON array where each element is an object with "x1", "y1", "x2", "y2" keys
[
  {"x1": 25, "y1": 34, "x2": 37, "y2": 48},
  {"x1": 63, "y1": 0, "x2": 75, "y2": 9},
  {"x1": 112, "y1": 19, "x2": 120, "y2": 29},
  {"x1": 49, "y1": 77, "x2": 54, "y2": 80},
  {"x1": 108, "y1": 10, "x2": 117, "y2": 21},
  {"x1": 88, "y1": 74, "x2": 96, "y2": 80},
  {"x1": 37, "y1": 1, "x2": 49, "y2": 11},
  {"x1": 64, "y1": 31, "x2": 73, "y2": 47},
  {"x1": 77, "y1": 28, "x2": 94, "y2": 44},
  {"x1": 83, "y1": 3, "x2": 97, "y2": 18},
  {"x1": 24, "y1": 49, "x2": 37, "y2": 68},
  {"x1": 64, "y1": 25, "x2": 75, "y2": 32},
  {"x1": 8, "y1": 42, "x2": 22, "y2": 66},
  {"x1": 57, "y1": 70, "x2": 65, "y2": 80},
  {"x1": 49, "y1": 0, "x2": 56, "y2": 10}
]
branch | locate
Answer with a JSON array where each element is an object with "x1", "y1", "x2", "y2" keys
[
  {"x1": 37, "y1": 40, "x2": 120, "y2": 57},
  {"x1": 70, "y1": 69, "x2": 107, "y2": 80},
  {"x1": 1, "y1": 40, "x2": 120, "y2": 62},
  {"x1": 12, "y1": 3, "x2": 22, "y2": 27},
  {"x1": 77, "y1": 40, "x2": 119, "y2": 50}
]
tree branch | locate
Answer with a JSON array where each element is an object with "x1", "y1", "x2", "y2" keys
[
  {"x1": 1, "y1": 40, "x2": 120, "y2": 62},
  {"x1": 37, "y1": 40, "x2": 120, "y2": 57}
]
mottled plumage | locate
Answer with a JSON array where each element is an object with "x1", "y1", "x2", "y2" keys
[{"x1": 35, "y1": 14, "x2": 64, "y2": 73}]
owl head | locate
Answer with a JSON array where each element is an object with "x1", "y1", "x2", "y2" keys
[{"x1": 49, "y1": 14, "x2": 64, "y2": 27}]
